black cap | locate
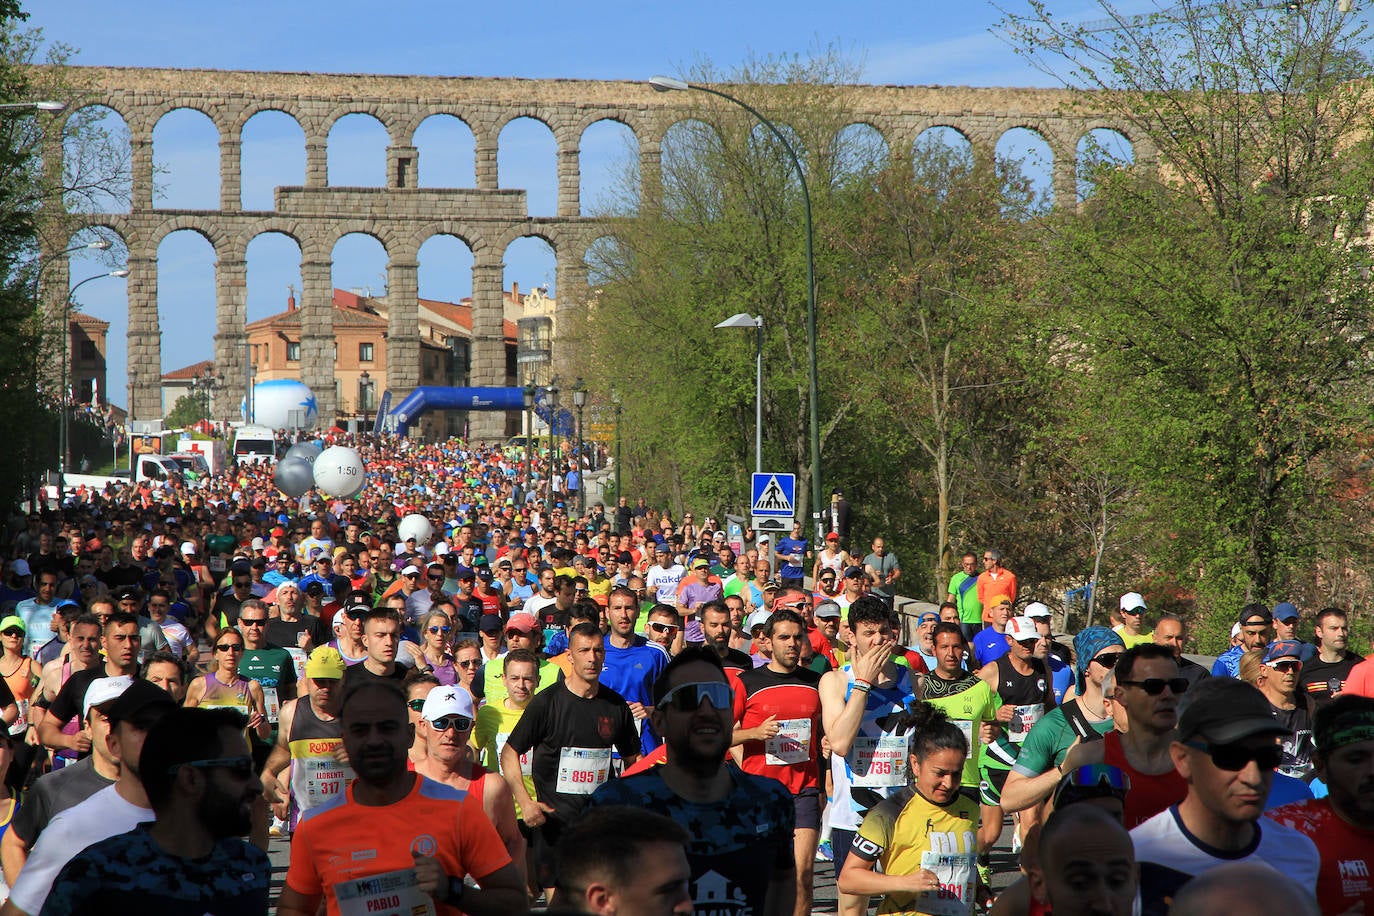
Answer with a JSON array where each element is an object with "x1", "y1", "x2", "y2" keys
[
  {"x1": 1237, "y1": 605, "x2": 1272, "y2": 627},
  {"x1": 479, "y1": 613, "x2": 503, "y2": 633},
  {"x1": 106, "y1": 679, "x2": 177, "y2": 728},
  {"x1": 304, "y1": 581, "x2": 325, "y2": 596},
  {"x1": 842, "y1": 566, "x2": 865, "y2": 579},
  {"x1": 1177, "y1": 678, "x2": 1288, "y2": 745}
]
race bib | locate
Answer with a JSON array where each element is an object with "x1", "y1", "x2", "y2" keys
[
  {"x1": 1007, "y1": 704, "x2": 1044, "y2": 744},
  {"x1": 301, "y1": 756, "x2": 353, "y2": 809},
  {"x1": 9, "y1": 699, "x2": 27, "y2": 736},
  {"x1": 955, "y1": 718, "x2": 975, "y2": 747},
  {"x1": 765, "y1": 718, "x2": 814, "y2": 766},
  {"x1": 914, "y1": 851, "x2": 976, "y2": 916},
  {"x1": 335, "y1": 867, "x2": 435, "y2": 916},
  {"x1": 496, "y1": 732, "x2": 533, "y2": 776},
  {"x1": 556, "y1": 746, "x2": 612, "y2": 794},
  {"x1": 209, "y1": 556, "x2": 227, "y2": 573},
  {"x1": 848, "y1": 733, "x2": 909, "y2": 787},
  {"x1": 285, "y1": 647, "x2": 308, "y2": 680},
  {"x1": 263, "y1": 687, "x2": 280, "y2": 724}
]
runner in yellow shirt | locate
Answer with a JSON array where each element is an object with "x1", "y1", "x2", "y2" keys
[{"x1": 838, "y1": 704, "x2": 985, "y2": 915}]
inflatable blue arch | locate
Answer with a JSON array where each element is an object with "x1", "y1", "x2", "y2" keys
[{"x1": 386, "y1": 387, "x2": 574, "y2": 437}]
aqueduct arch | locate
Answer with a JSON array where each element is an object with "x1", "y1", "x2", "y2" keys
[{"x1": 41, "y1": 66, "x2": 1150, "y2": 438}]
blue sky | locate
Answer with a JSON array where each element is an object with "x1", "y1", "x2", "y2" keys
[{"x1": 31, "y1": 0, "x2": 1129, "y2": 407}]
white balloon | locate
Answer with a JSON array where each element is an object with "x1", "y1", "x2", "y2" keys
[
  {"x1": 251, "y1": 379, "x2": 319, "y2": 430},
  {"x1": 312, "y1": 446, "x2": 366, "y2": 498},
  {"x1": 398, "y1": 513, "x2": 434, "y2": 545}
]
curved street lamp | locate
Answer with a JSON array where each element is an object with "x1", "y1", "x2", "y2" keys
[
  {"x1": 0, "y1": 100, "x2": 66, "y2": 113},
  {"x1": 59, "y1": 268, "x2": 129, "y2": 502},
  {"x1": 572, "y1": 379, "x2": 587, "y2": 517},
  {"x1": 650, "y1": 75, "x2": 823, "y2": 540}
]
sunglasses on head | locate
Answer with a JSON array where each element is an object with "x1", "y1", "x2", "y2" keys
[
  {"x1": 659, "y1": 681, "x2": 733, "y2": 712},
  {"x1": 1118, "y1": 677, "x2": 1189, "y2": 696},
  {"x1": 428, "y1": 715, "x2": 472, "y2": 732},
  {"x1": 171, "y1": 755, "x2": 256, "y2": 778},
  {"x1": 1184, "y1": 740, "x2": 1284, "y2": 772},
  {"x1": 1052, "y1": 764, "x2": 1132, "y2": 808},
  {"x1": 1091, "y1": 651, "x2": 1123, "y2": 670}
]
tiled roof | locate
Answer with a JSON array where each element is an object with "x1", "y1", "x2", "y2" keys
[{"x1": 162, "y1": 359, "x2": 214, "y2": 381}]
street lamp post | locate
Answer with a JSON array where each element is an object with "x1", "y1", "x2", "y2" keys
[
  {"x1": 522, "y1": 384, "x2": 536, "y2": 494},
  {"x1": 60, "y1": 268, "x2": 129, "y2": 502},
  {"x1": 358, "y1": 370, "x2": 372, "y2": 432},
  {"x1": 715, "y1": 313, "x2": 763, "y2": 474},
  {"x1": 572, "y1": 379, "x2": 587, "y2": 518},
  {"x1": 611, "y1": 387, "x2": 622, "y2": 504},
  {"x1": 547, "y1": 384, "x2": 560, "y2": 502},
  {"x1": 189, "y1": 366, "x2": 224, "y2": 426},
  {"x1": 0, "y1": 101, "x2": 66, "y2": 112},
  {"x1": 650, "y1": 75, "x2": 823, "y2": 540}
]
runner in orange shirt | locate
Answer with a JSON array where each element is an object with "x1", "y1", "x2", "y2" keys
[
  {"x1": 975, "y1": 549, "x2": 1017, "y2": 621},
  {"x1": 278, "y1": 680, "x2": 526, "y2": 916}
]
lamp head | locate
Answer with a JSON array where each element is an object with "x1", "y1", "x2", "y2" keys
[
  {"x1": 648, "y1": 76, "x2": 689, "y2": 93},
  {"x1": 110, "y1": 269, "x2": 130, "y2": 278},
  {"x1": 35, "y1": 101, "x2": 67, "y2": 112}
]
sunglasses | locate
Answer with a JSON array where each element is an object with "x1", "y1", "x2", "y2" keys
[
  {"x1": 1052, "y1": 764, "x2": 1132, "y2": 808},
  {"x1": 1121, "y1": 607, "x2": 1143, "y2": 615},
  {"x1": 405, "y1": 574, "x2": 420, "y2": 580},
  {"x1": 171, "y1": 755, "x2": 256, "y2": 778},
  {"x1": 239, "y1": 618, "x2": 267, "y2": 627},
  {"x1": 428, "y1": 625, "x2": 451, "y2": 634},
  {"x1": 648, "y1": 622, "x2": 680, "y2": 633},
  {"x1": 659, "y1": 681, "x2": 733, "y2": 712},
  {"x1": 505, "y1": 630, "x2": 530, "y2": 639},
  {"x1": 1091, "y1": 651, "x2": 1123, "y2": 670},
  {"x1": 0, "y1": 628, "x2": 22, "y2": 637},
  {"x1": 1268, "y1": 660, "x2": 1302, "y2": 674},
  {"x1": 513, "y1": 567, "x2": 527, "y2": 573},
  {"x1": 1118, "y1": 677, "x2": 1189, "y2": 696},
  {"x1": 1183, "y1": 740, "x2": 1284, "y2": 772},
  {"x1": 426, "y1": 574, "x2": 444, "y2": 580},
  {"x1": 406, "y1": 698, "x2": 426, "y2": 712},
  {"x1": 457, "y1": 659, "x2": 481, "y2": 669},
  {"x1": 428, "y1": 715, "x2": 473, "y2": 732},
  {"x1": 215, "y1": 643, "x2": 244, "y2": 652}
]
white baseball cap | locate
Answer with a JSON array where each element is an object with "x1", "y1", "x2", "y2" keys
[
  {"x1": 179, "y1": 541, "x2": 196, "y2": 556},
  {"x1": 1120, "y1": 592, "x2": 1147, "y2": 613},
  {"x1": 433, "y1": 542, "x2": 450, "y2": 556},
  {"x1": 1006, "y1": 616, "x2": 1039, "y2": 641},
  {"x1": 1023, "y1": 602, "x2": 1051, "y2": 620},
  {"x1": 745, "y1": 609, "x2": 773, "y2": 633},
  {"x1": 83, "y1": 674, "x2": 133, "y2": 720},
  {"x1": 421, "y1": 686, "x2": 474, "y2": 722}
]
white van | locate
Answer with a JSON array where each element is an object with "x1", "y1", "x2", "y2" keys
[{"x1": 233, "y1": 425, "x2": 278, "y2": 465}]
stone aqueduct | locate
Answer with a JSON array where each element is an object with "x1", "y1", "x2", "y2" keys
[{"x1": 40, "y1": 66, "x2": 1149, "y2": 438}]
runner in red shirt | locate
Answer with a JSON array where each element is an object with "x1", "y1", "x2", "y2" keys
[
  {"x1": 1269, "y1": 694, "x2": 1374, "y2": 915},
  {"x1": 733, "y1": 608, "x2": 823, "y2": 916}
]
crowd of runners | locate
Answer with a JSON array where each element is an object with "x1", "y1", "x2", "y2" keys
[{"x1": 0, "y1": 431, "x2": 1368, "y2": 915}]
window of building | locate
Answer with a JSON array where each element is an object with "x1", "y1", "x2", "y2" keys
[
  {"x1": 286, "y1": 341, "x2": 300, "y2": 361},
  {"x1": 359, "y1": 341, "x2": 375, "y2": 362},
  {"x1": 79, "y1": 341, "x2": 97, "y2": 361}
]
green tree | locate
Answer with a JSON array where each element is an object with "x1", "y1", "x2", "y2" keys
[
  {"x1": 1004, "y1": 1, "x2": 1374, "y2": 617},
  {"x1": 165, "y1": 394, "x2": 208, "y2": 430},
  {"x1": 583, "y1": 54, "x2": 873, "y2": 521}
]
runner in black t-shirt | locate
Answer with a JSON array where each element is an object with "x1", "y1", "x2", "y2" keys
[
  {"x1": 37, "y1": 612, "x2": 141, "y2": 759},
  {"x1": 503, "y1": 621, "x2": 638, "y2": 898},
  {"x1": 700, "y1": 601, "x2": 752, "y2": 673},
  {"x1": 1297, "y1": 608, "x2": 1362, "y2": 708}
]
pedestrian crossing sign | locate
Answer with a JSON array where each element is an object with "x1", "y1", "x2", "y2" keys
[{"x1": 751, "y1": 473, "x2": 796, "y2": 517}]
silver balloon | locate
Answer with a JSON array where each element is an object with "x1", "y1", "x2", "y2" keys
[
  {"x1": 284, "y1": 442, "x2": 322, "y2": 464},
  {"x1": 273, "y1": 456, "x2": 315, "y2": 498}
]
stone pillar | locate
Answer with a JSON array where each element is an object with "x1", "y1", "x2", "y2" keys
[
  {"x1": 468, "y1": 256, "x2": 506, "y2": 441},
  {"x1": 639, "y1": 140, "x2": 661, "y2": 210},
  {"x1": 41, "y1": 243, "x2": 69, "y2": 393},
  {"x1": 557, "y1": 140, "x2": 580, "y2": 217},
  {"x1": 305, "y1": 134, "x2": 328, "y2": 188},
  {"x1": 1052, "y1": 143, "x2": 1077, "y2": 209},
  {"x1": 386, "y1": 257, "x2": 420, "y2": 397},
  {"x1": 553, "y1": 255, "x2": 587, "y2": 382},
  {"x1": 125, "y1": 254, "x2": 161, "y2": 420},
  {"x1": 387, "y1": 146, "x2": 418, "y2": 189},
  {"x1": 299, "y1": 258, "x2": 336, "y2": 422},
  {"x1": 475, "y1": 128, "x2": 498, "y2": 191},
  {"x1": 213, "y1": 254, "x2": 247, "y2": 423},
  {"x1": 130, "y1": 130, "x2": 155, "y2": 211},
  {"x1": 220, "y1": 136, "x2": 242, "y2": 211}
]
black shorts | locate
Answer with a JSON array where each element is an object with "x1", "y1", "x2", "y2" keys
[
  {"x1": 530, "y1": 817, "x2": 567, "y2": 890},
  {"x1": 794, "y1": 786, "x2": 822, "y2": 831}
]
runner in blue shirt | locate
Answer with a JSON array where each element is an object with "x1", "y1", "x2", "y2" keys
[{"x1": 601, "y1": 586, "x2": 668, "y2": 755}]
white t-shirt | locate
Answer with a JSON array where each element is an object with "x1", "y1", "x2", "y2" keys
[
  {"x1": 646, "y1": 564, "x2": 685, "y2": 607},
  {"x1": 7, "y1": 784, "x2": 153, "y2": 912},
  {"x1": 1131, "y1": 805, "x2": 1320, "y2": 914}
]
